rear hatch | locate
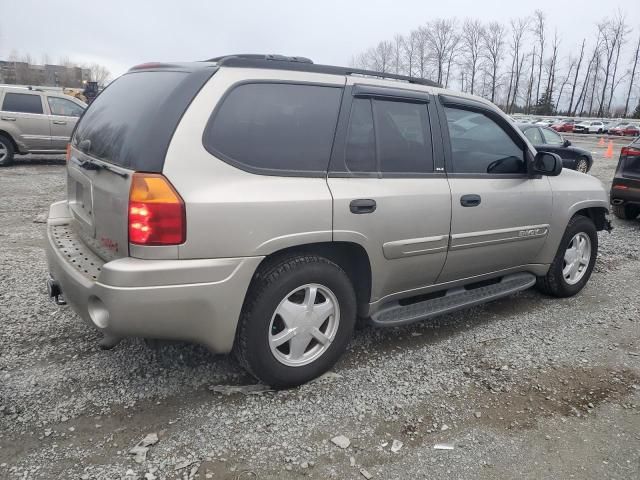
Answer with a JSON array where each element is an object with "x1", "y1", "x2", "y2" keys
[
  {"x1": 66, "y1": 64, "x2": 217, "y2": 261},
  {"x1": 612, "y1": 139, "x2": 640, "y2": 191}
]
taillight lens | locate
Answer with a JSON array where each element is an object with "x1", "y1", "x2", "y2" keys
[
  {"x1": 128, "y1": 173, "x2": 185, "y2": 245},
  {"x1": 621, "y1": 147, "x2": 640, "y2": 157}
]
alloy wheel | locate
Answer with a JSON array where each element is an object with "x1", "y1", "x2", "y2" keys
[{"x1": 562, "y1": 232, "x2": 592, "y2": 285}]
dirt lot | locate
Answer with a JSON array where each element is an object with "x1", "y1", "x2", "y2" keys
[{"x1": 1, "y1": 134, "x2": 639, "y2": 480}]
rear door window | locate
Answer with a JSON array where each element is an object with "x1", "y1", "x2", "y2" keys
[
  {"x1": 204, "y1": 83, "x2": 343, "y2": 175},
  {"x1": 2, "y1": 92, "x2": 44, "y2": 114},
  {"x1": 47, "y1": 97, "x2": 84, "y2": 117}
]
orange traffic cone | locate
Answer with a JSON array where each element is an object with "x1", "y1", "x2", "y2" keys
[
  {"x1": 605, "y1": 140, "x2": 614, "y2": 159},
  {"x1": 598, "y1": 137, "x2": 605, "y2": 146}
]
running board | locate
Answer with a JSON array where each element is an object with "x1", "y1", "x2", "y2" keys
[{"x1": 370, "y1": 272, "x2": 537, "y2": 327}]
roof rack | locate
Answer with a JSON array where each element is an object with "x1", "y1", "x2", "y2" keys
[{"x1": 206, "y1": 54, "x2": 441, "y2": 88}]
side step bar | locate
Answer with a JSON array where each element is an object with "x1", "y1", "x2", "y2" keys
[{"x1": 370, "y1": 272, "x2": 537, "y2": 327}]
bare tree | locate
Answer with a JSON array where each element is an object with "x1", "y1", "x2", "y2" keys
[
  {"x1": 402, "y1": 30, "x2": 420, "y2": 77},
  {"x1": 482, "y1": 22, "x2": 506, "y2": 103},
  {"x1": 545, "y1": 31, "x2": 560, "y2": 107},
  {"x1": 532, "y1": 10, "x2": 546, "y2": 104},
  {"x1": 424, "y1": 19, "x2": 459, "y2": 85},
  {"x1": 606, "y1": 14, "x2": 631, "y2": 112},
  {"x1": 567, "y1": 39, "x2": 586, "y2": 115},
  {"x1": 505, "y1": 17, "x2": 529, "y2": 112},
  {"x1": 88, "y1": 63, "x2": 111, "y2": 86},
  {"x1": 392, "y1": 34, "x2": 404, "y2": 75},
  {"x1": 461, "y1": 19, "x2": 484, "y2": 94},
  {"x1": 597, "y1": 13, "x2": 626, "y2": 116},
  {"x1": 624, "y1": 34, "x2": 640, "y2": 117},
  {"x1": 525, "y1": 48, "x2": 537, "y2": 113},
  {"x1": 415, "y1": 26, "x2": 430, "y2": 79},
  {"x1": 555, "y1": 61, "x2": 574, "y2": 112}
]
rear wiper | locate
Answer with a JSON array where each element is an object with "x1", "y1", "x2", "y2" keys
[{"x1": 74, "y1": 158, "x2": 128, "y2": 179}]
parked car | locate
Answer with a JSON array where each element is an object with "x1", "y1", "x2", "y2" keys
[
  {"x1": 573, "y1": 120, "x2": 605, "y2": 134},
  {"x1": 518, "y1": 123, "x2": 592, "y2": 173},
  {"x1": 551, "y1": 120, "x2": 575, "y2": 133},
  {"x1": 535, "y1": 119, "x2": 554, "y2": 126},
  {"x1": 609, "y1": 123, "x2": 640, "y2": 137},
  {"x1": 0, "y1": 85, "x2": 86, "y2": 166},
  {"x1": 610, "y1": 136, "x2": 640, "y2": 220},
  {"x1": 44, "y1": 55, "x2": 611, "y2": 387}
]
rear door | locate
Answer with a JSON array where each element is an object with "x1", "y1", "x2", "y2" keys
[
  {"x1": 436, "y1": 95, "x2": 553, "y2": 283},
  {"x1": 0, "y1": 91, "x2": 50, "y2": 150},
  {"x1": 68, "y1": 66, "x2": 217, "y2": 261},
  {"x1": 327, "y1": 81, "x2": 451, "y2": 304},
  {"x1": 46, "y1": 96, "x2": 85, "y2": 150}
]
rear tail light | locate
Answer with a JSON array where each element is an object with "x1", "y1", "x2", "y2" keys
[
  {"x1": 621, "y1": 147, "x2": 640, "y2": 157},
  {"x1": 612, "y1": 185, "x2": 629, "y2": 190},
  {"x1": 128, "y1": 173, "x2": 186, "y2": 245}
]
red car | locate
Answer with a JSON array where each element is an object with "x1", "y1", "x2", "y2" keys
[
  {"x1": 609, "y1": 123, "x2": 640, "y2": 136},
  {"x1": 551, "y1": 120, "x2": 575, "y2": 133}
]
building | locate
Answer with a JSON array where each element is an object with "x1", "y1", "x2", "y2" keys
[{"x1": 0, "y1": 60, "x2": 90, "y2": 88}]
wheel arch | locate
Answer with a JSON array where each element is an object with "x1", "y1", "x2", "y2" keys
[
  {"x1": 0, "y1": 130, "x2": 19, "y2": 151},
  {"x1": 250, "y1": 241, "x2": 372, "y2": 314},
  {"x1": 573, "y1": 206, "x2": 611, "y2": 232}
]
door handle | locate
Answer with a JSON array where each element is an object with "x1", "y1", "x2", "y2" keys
[
  {"x1": 53, "y1": 120, "x2": 67, "y2": 125},
  {"x1": 460, "y1": 194, "x2": 481, "y2": 207},
  {"x1": 350, "y1": 199, "x2": 377, "y2": 214},
  {"x1": 1, "y1": 116, "x2": 16, "y2": 121}
]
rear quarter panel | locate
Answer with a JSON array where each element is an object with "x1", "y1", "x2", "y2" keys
[{"x1": 163, "y1": 67, "x2": 345, "y2": 259}]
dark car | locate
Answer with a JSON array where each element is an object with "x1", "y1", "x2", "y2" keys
[
  {"x1": 610, "y1": 137, "x2": 640, "y2": 220},
  {"x1": 517, "y1": 123, "x2": 592, "y2": 173}
]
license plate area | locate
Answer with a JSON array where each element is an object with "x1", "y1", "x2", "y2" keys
[{"x1": 67, "y1": 163, "x2": 95, "y2": 235}]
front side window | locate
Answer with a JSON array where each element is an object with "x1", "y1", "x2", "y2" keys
[
  {"x1": 343, "y1": 97, "x2": 433, "y2": 174},
  {"x1": 2, "y1": 92, "x2": 43, "y2": 114},
  {"x1": 541, "y1": 128, "x2": 563, "y2": 145},
  {"x1": 204, "y1": 83, "x2": 342, "y2": 174},
  {"x1": 523, "y1": 127, "x2": 543, "y2": 144},
  {"x1": 444, "y1": 106, "x2": 525, "y2": 174},
  {"x1": 48, "y1": 97, "x2": 84, "y2": 117}
]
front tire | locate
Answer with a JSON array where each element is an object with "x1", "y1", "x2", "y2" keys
[
  {"x1": 612, "y1": 204, "x2": 640, "y2": 220},
  {"x1": 234, "y1": 255, "x2": 357, "y2": 388},
  {"x1": 0, "y1": 135, "x2": 15, "y2": 167},
  {"x1": 575, "y1": 157, "x2": 590, "y2": 173},
  {"x1": 536, "y1": 215, "x2": 598, "y2": 297}
]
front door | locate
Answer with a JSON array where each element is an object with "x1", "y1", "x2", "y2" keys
[
  {"x1": 46, "y1": 96, "x2": 84, "y2": 150},
  {"x1": 327, "y1": 81, "x2": 452, "y2": 305},
  {"x1": 0, "y1": 91, "x2": 50, "y2": 150},
  {"x1": 436, "y1": 98, "x2": 553, "y2": 283}
]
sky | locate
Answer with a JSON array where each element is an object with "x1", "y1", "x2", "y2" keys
[{"x1": 1, "y1": 0, "x2": 639, "y2": 81}]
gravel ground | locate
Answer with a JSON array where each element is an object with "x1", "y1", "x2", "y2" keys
[{"x1": 1, "y1": 136, "x2": 639, "y2": 480}]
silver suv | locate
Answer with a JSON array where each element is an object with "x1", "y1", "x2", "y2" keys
[
  {"x1": 0, "y1": 85, "x2": 86, "y2": 166},
  {"x1": 45, "y1": 55, "x2": 611, "y2": 387}
]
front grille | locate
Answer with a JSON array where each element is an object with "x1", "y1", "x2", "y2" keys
[{"x1": 50, "y1": 224, "x2": 105, "y2": 281}]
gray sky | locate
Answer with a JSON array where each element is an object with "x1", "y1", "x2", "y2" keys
[{"x1": 1, "y1": 0, "x2": 639, "y2": 79}]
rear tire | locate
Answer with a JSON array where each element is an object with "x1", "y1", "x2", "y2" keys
[
  {"x1": 0, "y1": 135, "x2": 15, "y2": 167},
  {"x1": 612, "y1": 204, "x2": 640, "y2": 220},
  {"x1": 536, "y1": 215, "x2": 598, "y2": 298},
  {"x1": 234, "y1": 255, "x2": 356, "y2": 388}
]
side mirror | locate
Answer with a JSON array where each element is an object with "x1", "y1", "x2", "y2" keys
[
  {"x1": 530, "y1": 151, "x2": 563, "y2": 177},
  {"x1": 563, "y1": 139, "x2": 571, "y2": 147}
]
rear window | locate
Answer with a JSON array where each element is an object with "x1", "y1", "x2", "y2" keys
[
  {"x1": 2, "y1": 92, "x2": 43, "y2": 114},
  {"x1": 73, "y1": 69, "x2": 214, "y2": 171},
  {"x1": 203, "y1": 83, "x2": 342, "y2": 175}
]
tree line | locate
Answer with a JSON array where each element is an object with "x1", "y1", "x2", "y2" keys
[{"x1": 351, "y1": 10, "x2": 640, "y2": 118}]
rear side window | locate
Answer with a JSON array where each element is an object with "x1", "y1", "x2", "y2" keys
[
  {"x1": 2, "y1": 93, "x2": 43, "y2": 114},
  {"x1": 523, "y1": 127, "x2": 542, "y2": 144},
  {"x1": 48, "y1": 97, "x2": 84, "y2": 117},
  {"x1": 343, "y1": 97, "x2": 433, "y2": 175},
  {"x1": 73, "y1": 69, "x2": 214, "y2": 171},
  {"x1": 204, "y1": 83, "x2": 342, "y2": 174}
]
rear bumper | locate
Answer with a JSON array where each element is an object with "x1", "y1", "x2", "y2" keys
[{"x1": 45, "y1": 201, "x2": 263, "y2": 353}]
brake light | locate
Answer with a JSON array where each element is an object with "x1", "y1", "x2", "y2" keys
[
  {"x1": 128, "y1": 173, "x2": 185, "y2": 245},
  {"x1": 613, "y1": 185, "x2": 629, "y2": 190},
  {"x1": 65, "y1": 143, "x2": 71, "y2": 162},
  {"x1": 621, "y1": 147, "x2": 640, "y2": 157}
]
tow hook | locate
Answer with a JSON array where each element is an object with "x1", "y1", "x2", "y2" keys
[{"x1": 47, "y1": 277, "x2": 67, "y2": 305}]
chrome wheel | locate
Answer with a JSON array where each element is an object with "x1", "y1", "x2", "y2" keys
[
  {"x1": 0, "y1": 142, "x2": 7, "y2": 163},
  {"x1": 268, "y1": 283, "x2": 340, "y2": 367},
  {"x1": 562, "y1": 233, "x2": 591, "y2": 285},
  {"x1": 576, "y1": 158, "x2": 589, "y2": 173}
]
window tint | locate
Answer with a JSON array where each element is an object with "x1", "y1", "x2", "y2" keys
[
  {"x1": 345, "y1": 98, "x2": 376, "y2": 173},
  {"x1": 48, "y1": 97, "x2": 84, "y2": 117},
  {"x1": 444, "y1": 106, "x2": 525, "y2": 174},
  {"x1": 2, "y1": 93, "x2": 43, "y2": 114},
  {"x1": 541, "y1": 127, "x2": 563, "y2": 145},
  {"x1": 523, "y1": 127, "x2": 543, "y2": 144},
  {"x1": 205, "y1": 83, "x2": 342, "y2": 173},
  {"x1": 373, "y1": 99, "x2": 433, "y2": 173}
]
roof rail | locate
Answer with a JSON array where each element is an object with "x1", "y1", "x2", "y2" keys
[{"x1": 206, "y1": 54, "x2": 441, "y2": 88}]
